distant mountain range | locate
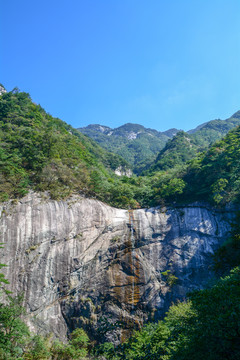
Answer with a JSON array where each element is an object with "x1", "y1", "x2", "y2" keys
[
  {"x1": 78, "y1": 123, "x2": 180, "y2": 173},
  {"x1": 78, "y1": 111, "x2": 240, "y2": 174}
]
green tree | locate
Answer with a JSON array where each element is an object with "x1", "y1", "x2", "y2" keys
[
  {"x1": 213, "y1": 212, "x2": 240, "y2": 276},
  {"x1": 0, "y1": 244, "x2": 10, "y2": 296},
  {"x1": 0, "y1": 295, "x2": 30, "y2": 359},
  {"x1": 23, "y1": 335, "x2": 51, "y2": 360},
  {"x1": 172, "y1": 267, "x2": 240, "y2": 360},
  {"x1": 211, "y1": 178, "x2": 228, "y2": 204},
  {"x1": 51, "y1": 328, "x2": 89, "y2": 359}
]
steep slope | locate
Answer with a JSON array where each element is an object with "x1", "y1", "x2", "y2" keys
[
  {"x1": 147, "y1": 112, "x2": 240, "y2": 173},
  {"x1": 188, "y1": 110, "x2": 240, "y2": 133},
  {"x1": 78, "y1": 123, "x2": 179, "y2": 174},
  {"x1": 0, "y1": 89, "x2": 130, "y2": 203},
  {"x1": 1, "y1": 86, "x2": 240, "y2": 351},
  {"x1": 2, "y1": 89, "x2": 240, "y2": 210},
  {"x1": 0, "y1": 88, "x2": 186, "y2": 209},
  {"x1": 147, "y1": 131, "x2": 199, "y2": 172},
  {"x1": 0, "y1": 193, "x2": 234, "y2": 343},
  {"x1": 182, "y1": 124, "x2": 240, "y2": 205},
  {"x1": 148, "y1": 124, "x2": 240, "y2": 206},
  {"x1": 189, "y1": 110, "x2": 240, "y2": 145}
]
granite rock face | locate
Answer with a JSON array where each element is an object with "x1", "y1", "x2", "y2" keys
[{"x1": 0, "y1": 193, "x2": 234, "y2": 342}]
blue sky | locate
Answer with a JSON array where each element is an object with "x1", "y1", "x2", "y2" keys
[{"x1": 1, "y1": 0, "x2": 240, "y2": 131}]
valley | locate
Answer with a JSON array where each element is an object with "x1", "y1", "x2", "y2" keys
[{"x1": 0, "y1": 87, "x2": 240, "y2": 359}]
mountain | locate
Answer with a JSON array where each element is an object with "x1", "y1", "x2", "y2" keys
[
  {"x1": 1, "y1": 86, "x2": 240, "y2": 358},
  {"x1": 188, "y1": 110, "x2": 240, "y2": 134},
  {"x1": 162, "y1": 127, "x2": 179, "y2": 137},
  {"x1": 0, "y1": 89, "x2": 130, "y2": 204},
  {"x1": 182, "y1": 124, "x2": 240, "y2": 205},
  {"x1": 147, "y1": 131, "x2": 199, "y2": 173},
  {"x1": 78, "y1": 123, "x2": 180, "y2": 174},
  {"x1": 147, "y1": 112, "x2": 240, "y2": 173},
  {"x1": 188, "y1": 111, "x2": 240, "y2": 144},
  {"x1": 148, "y1": 122, "x2": 240, "y2": 206},
  {"x1": 2, "y1": 88, "x2": 240, "y2": 211},
  {"x1": 78, "y1": 113, "x2": 240, "y2": 175}
]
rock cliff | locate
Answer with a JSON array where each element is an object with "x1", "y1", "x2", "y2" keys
[{"x1": 0, "y1": 193, "x2": 234, "y2": 343}]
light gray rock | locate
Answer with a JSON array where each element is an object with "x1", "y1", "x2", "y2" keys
[
  {"x1": 114, "y1": 166, "x2": 133, "y2": 177},
  {"x1": 0, "y1": 193, "x2": 234, "y2": 343},
  {"x1": 0, "y1": 85, "x2": 6, "y2": 96}
]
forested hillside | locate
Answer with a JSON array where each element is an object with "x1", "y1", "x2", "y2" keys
[
  {"x1": 2, "y1": 89, "x2": 240, "y2": 210},
  {"x1": 0, "y1": 89, "x2": 131, "y2": 204},
  {"x1": 79, "y1": 113, "x2": 240, "y2": 175},
  {"x1": 181, "y1": 125, "x2": 240, "y2": 204},
  {"x1": 147, "y1": 112, "x2": 240, "y2": 173},
  {"x1": 91, "y1": 123, "x2": 240, "y2": 358},
  {"x1": 78, "y1": 123, "x2": 179, "y2": 174},
  {"x1": 1, "y1": 88, "x2": 240, "y2": 359}
]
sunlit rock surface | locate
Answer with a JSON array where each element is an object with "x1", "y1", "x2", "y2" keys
[{"x1": 0, "y1": 192, "x2": 234, "y2": 342}]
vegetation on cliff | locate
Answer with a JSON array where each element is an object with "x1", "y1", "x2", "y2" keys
[
  {"x1": 0, "y1": 295, "x2": 90, "y2": 359},
  {"x1": 0, "y1": 89, "x2": 189, "y2": 209},
  {"x1": 2, "y1": 88, "x2": 240, "y2": 210},
  {"x1": 94, "y1": 213, "x2": 240, "y2": 359},
  {"x1": 0, "y1": 250, "x2": 90, "y2": 359},
  {"x1": 95, "y1": 267, "x2": 240, "y2": 360},
  {"x1": 1, "y1": 87, "x2": 240, "y2": 358},
  {"x1": 0, "y1": 89, "x2": 136, "y2": 207}
]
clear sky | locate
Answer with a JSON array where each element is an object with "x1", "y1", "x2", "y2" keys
[{"x1": 1, "y1": 0, "x2": 240, "y2": 131}]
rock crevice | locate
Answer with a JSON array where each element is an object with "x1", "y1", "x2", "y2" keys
[{"x1": 0, "y1": 193, "x2": 234, "y2": 342}]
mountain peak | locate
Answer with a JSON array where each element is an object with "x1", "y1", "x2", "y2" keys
[
  {"x1": 231, "y1": 110, "x2": 240, "y2": 119},
  {"x1": 115, "y1": 123, "x2": 146, "y2": 132},
  {"x1": 162, "y1": 128, "x2": 180, "y2": 137},
  {"x1": 80, "y1": 124, "x2": 112, "y2": 134}
]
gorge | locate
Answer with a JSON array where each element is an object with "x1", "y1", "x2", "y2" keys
[{"x1": 1, "y1": 88, "x2": 240, "y2": 358}]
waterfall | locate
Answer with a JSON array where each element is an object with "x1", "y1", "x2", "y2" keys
[
  {"x1": 130, "y1": 213, "x2": 135, "y2": 310},
  {"x1": 128, "y1": 209, "x2": 136, "y2": 311}
]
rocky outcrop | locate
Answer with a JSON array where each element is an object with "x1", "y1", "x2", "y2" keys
[
  {"x1": 0, "y1": 84, "x2": 7, "y2": 96},
  {"x1": 0, "y1": 193, "x2": 234, "y2": 343},
  {"x1": 114, "y1": 166, "x2": 133, "y2": 177}
]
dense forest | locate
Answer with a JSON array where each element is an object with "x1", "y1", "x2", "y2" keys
[
  {"x1": 2, "y1": 89, "x2": 240, "y2": 210},
  {"x1": 79, "y1": 112, "x2": 240, "y2": 174},
  {"x1": 1, "y1": 88, "x2": 240, "y2": 359},
  {"x1": 78, "y1": 123, "x2": 178, "y2": 174}
]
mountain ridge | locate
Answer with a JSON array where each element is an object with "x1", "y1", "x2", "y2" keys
[
  {"x1": 148, "y1": 111, "x2": 240, "y2": 173},
  {"x1": 78, "y1": 123, "x2": 180, "y2": 173},
  {"x1": 79, "y1": 112, "x2": 240, "y2": 175},
  {"x1": 1, "y1": 86, "x2": 240, "y2": 358}
]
